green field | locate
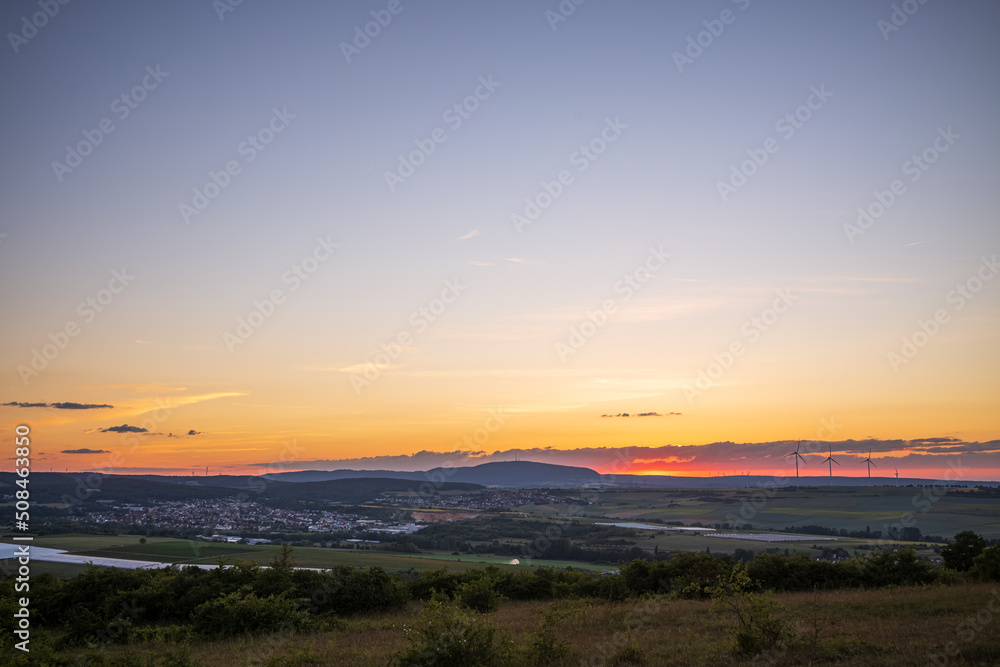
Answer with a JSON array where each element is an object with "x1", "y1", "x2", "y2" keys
[
  {"x1": 515, "y1": 486, "x2": 1000, "y2": 540},
  {"x1": 20, "y1": 533, "x2": 606, "y2": 573}
]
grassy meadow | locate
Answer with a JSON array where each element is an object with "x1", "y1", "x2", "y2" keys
[{"x1": 92, "y1": 582, "x2": 1000, "y2": 666}]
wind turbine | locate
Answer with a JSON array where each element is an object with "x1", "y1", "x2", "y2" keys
[
  {"x1": 895, "y1": 468, "x2": 899, "y2": 479},
  {"x1": 785, "y1": 441, "x2": 807, "y2": 478},
  {"x1": 861, "y1": 450, "x2": 877, "y2": 479},
  {"x1": 822, "y1": 445, "x2": 840, "y2": 478}
]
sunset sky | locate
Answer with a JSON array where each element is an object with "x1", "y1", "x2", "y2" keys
[{"x1": 2, "y1": 1, "x2": 998, "y2": 480}]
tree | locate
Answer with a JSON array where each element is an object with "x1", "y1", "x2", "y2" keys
[
  {"x1": 942, "y1": 531, "x2": 986, "y2": 571},
  {"x1": 970, "y1": 546, "x2": 1000, "y2": 581}
]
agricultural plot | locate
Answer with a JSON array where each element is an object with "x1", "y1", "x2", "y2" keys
[
  {"x1": 16, "y1": 534, "x2": 605, "y2": 575},
  {"x1": 707, "y1": 533, "x2": 837, "y2": 542},
  {"x1": 518, "y1": 486, "x2": 1000, "y2": 541}
]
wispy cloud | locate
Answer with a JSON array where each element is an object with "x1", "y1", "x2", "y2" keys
[
  {"x1": 3, "y1": 401, "x2": 114, "y2": 410},
  {"x1": 457, "y1": 229, "x2": 479, "y2": 240},
  {"x1": 85, "y1": 382, "x2": 187, "y2": 394},
  {"x1": 334, "y1": 363, "x2": 402, "y2": 374}
]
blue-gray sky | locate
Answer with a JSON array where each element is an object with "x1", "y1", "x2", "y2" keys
[{"x1": 1, "y1": 0, "x2": 998, "y2": 477}]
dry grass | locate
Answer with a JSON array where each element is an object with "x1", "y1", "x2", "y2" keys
[{"x1": 104, "y1": 582, "x2": 1000, "y2": 666}]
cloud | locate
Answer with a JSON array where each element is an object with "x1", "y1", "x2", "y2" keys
[
  {"x1": 62, "y1": 448, "x2": 110, "y2": 454},
  {"x1": 99, "y1": 424, "x2": 148, "y2": 433},
  {"x1": 3, "y1": 401, "x2": 113, "y2": 409},
  {"x1": 167, "y1": 429, "x2": 203, "y2": 438},
  {"x1": 134, "y1": 339, "x2": 155, "y2": 345},
  {"x1": 601, "y1": 411, "x2": 681, "y2": 417},
  {"x1": 86, "y1": 382, "x2": 187, "y2": 394},
  {"x1": 335, "y1": 362, "x2": 402, "y2": 374},
  {"x1": 503, "y1": 257, "x2": 528, "y2": 264},
  {"x1": 51, "y1": 402, "x2": 114, "y2": 410},
  {"x1": 82, "y1": 467, "x2": 192, "y2": 473},
  {"x1": 457, "y1": 229, "x2": 479, "y2": 241}
]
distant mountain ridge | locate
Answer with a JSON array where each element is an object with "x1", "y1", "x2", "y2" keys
[
  {"x1": 262, "y1": 460, "x2": 603, "y2": 488},
  {"x1": 2, "y1": 460, "x2": 995, "y2": 506},
  {"x1": 260, "y1": 461, "x2": 999, "y2": 489}
]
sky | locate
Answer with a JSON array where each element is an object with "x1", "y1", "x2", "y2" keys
[{"x1": 1, "y1": 0, "x2": 998, "y2": 480}]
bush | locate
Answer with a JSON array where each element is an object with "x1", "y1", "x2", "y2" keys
[
  {"x1": 393, "y1": 599, "x2": 514, "y2": 667},
  {"x1": 710, "y1": 565, "x2": 796, "y2": 657},
  {"x1": 970, "y1": 545, "x2": 1000, "y2": 582},
  {"x1": 943, "y1": 531, "x2": 987, "y2": 572},
  {"x1": 522, "y1": 603, "x2": 575, "y2": 666},
  {"x1": 456, "y1": 574, "x2": 504, "y2": 613},
  {"x1": 332, "y1": 566, "x2": 409, "y2": 616},
  {"x1": 190, "y1": 587, "x2": 307, "y2": 639}
]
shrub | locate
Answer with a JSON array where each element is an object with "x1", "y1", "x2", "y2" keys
[
  {"x1": 393, "y1": 599, "x2": 514, "y2": 667},
  {"x1": 970, "y1": 545, "x2": 1000, "y2": 582},
  {"x1": 943, "y1": 531, "x2": 987, "y2": 572},
  {"x1": 190, "y1": 587, "x2": 307, "y2": 639},
  {"x1": 333, "y1": 566, "x2": 409, "y2": 616},
  {"x1": 456, "y1": 574, "x2": 504, "y2": 613},
  {"x1": 709, "y1": 565, "x2": 796, "y2": 657},
  {"x1": 522, "y1": 603, "x2": 575, "y2": 666}
]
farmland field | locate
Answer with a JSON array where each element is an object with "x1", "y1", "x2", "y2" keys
[
  {"x1": 514, "y1": 486, "x2": 1000, "y2": 540},
  {"x1": 20, "y1": 533, "x2": 606, "y2": 573}
]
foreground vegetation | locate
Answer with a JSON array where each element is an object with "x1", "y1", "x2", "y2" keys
[
  {"x1": 3, "y1": 532, "x2": 1000, "y2": 665},
  {"x1": 5, "y1": 581, "x2": 1000, "y2": 665}
]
